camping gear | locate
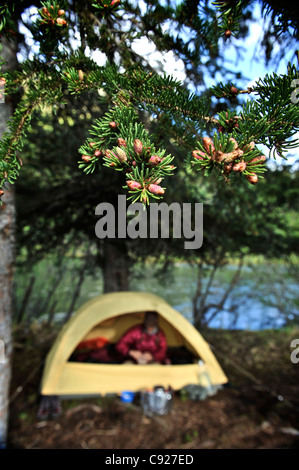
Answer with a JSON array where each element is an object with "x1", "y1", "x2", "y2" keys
[
  {"x1": 37, "y1": 395, "x2": 62, "y2": 421},
  {"x1": 40, "y1": 291, "x2": 228, "y2": 397},
  {"x1": 140, "y1": 386, "x2": 173, "y2": 416},
  {"x1": 120, "y1": 391, "x2": 135, "y2": 403}
]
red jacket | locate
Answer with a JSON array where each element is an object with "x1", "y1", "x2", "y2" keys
[{"x1": 115, "y1": 324, "x2": 167, "y2": 363}]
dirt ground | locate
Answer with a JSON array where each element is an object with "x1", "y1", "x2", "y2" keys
[{"x1": 6, "y1": 325, "x2": 299, "y2": 449}]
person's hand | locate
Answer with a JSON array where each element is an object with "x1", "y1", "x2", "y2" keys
[
  {"x1": 128, "y1": 350, "x2": 154, "y2": 364},
  {"x1": 141, "y1": 352, "x2": 154, "y2": 363},
  {"x1": 129, "y1": 350, "x2": 142, "y2": 361}
]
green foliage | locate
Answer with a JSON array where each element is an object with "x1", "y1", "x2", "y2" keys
[
  {"x1": 0, "y1": 65, "x2": 64, "y2": 190},
  {"x1": 0, "y1": 0, "x2": 299, "y2": 205},
  {"x1": 189, "y1": 131, "x2": 268, "y2": 183},
  {"x1": 212, "y1": 0, "x2": 250, "y2": 38},
  {"x1": 213, "y1": 0, "x2": 299, "y2": 39},
  {"x1": 0, "y1": 3, "x2": 16, "y2": 40},
  {"x1": 31, "y1": 0, "x2": 69, "y2": 56},
  {"x1": 78, "y1": 105, "x2": 175, "y2": 203}
]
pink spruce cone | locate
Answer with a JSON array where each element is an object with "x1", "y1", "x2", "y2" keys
[
  {"x1": 127, "y1": 180, "x2": 142, "y2": 190},
  {"x1": 243, "y1": 141, "x2": 255, "y2": 152},
  {"x1": 192, "y1": 150, "x2": 205, "y2": 160},
  {"x1": 248, "y1": 155, "x2": 266, "y2": 164},
  {"x1": 214, "y1": 151, "x2": 225, "y2": 163},
  {"x1": 246, "y1": 173, "x2": 258, "y2": 184},
  {"x1": 153, "y1": 177, "x2": 162, "y2": 184},
  {"x1": 117, "y1": 137, "x2": 127, "y2": 147},
  {"x1": 134, "y1": 139, "x2": 143, "y2": 155},
  {"x1": 82, "y1": 155, "x2": 92, "y2": 162},
  {"x1": 115, "y1": 147, "x2": 127, "y2": 163},
  {"x1": 229, "y1": 137, "x2": 238, "y2": 150},
  {"x1": 224, "y1": 163, "x2": 233, "y2": 174},
  {"x1": 149, "y1": 155, "x2": 162, "y2": 165},
  {"x1": 233, "y1": 162, "x2": 247, "y2": 172},
  {"x1": 105, "y1": 149, "x2": 114, "y2": 158},
  {"x1": 109, "y1": 121, "x2": 117, "y2": 130},
  {"x1": 202, "y1": 137, "x2": 215, "y2": 154},
  {"x1": 148, "y1": 184, "x2": 165, "y2": 195}
]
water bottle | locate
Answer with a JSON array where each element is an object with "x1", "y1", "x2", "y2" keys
[
  {"x1": 140, "y1": 386, "x2": 172, "y2": 416},
  {"x1": 197, "y1": 360, "x2": 214, "y2": 396}
]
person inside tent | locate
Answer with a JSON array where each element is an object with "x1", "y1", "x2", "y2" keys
[{"x1": 115, "y1": 311, "x2": 168, "y2": 364}]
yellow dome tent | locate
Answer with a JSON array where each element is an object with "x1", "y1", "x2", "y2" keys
[{"x1": 40, "y1": 291, "x2": 228, "y2": 397}]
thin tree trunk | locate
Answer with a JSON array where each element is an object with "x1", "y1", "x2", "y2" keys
[
  {"x1": 0, "y1": 37, "x2": 17, "y2": 448},
  {"x1": 64, "y1": 258, "x2": 87, "y2": 323},
  {"x1": 102, "y1": 240, "x2": 130, "y2": 293},
  {"x1": 16, "y1": 275, "x2": 36, "y2": 324},
  {"x1": 47, "y1": 300, "x2": 57, "y2": 326},
  {"x1": 38, "y1": 265, "x2": 64, "y2": 319}
]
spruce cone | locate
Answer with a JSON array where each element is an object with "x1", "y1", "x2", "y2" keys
[
  {"x1": 115, "y1": 147, "x2": 127, "y2": 163},
  {"x1": 117, "y1": 137, "x2": 126, "y2": 147},
  {"x1": 105, "y1": 149, "x2": 117, "y2": 159},
  {"x1": 109, "y1": 121, "x2": 117, "y2": 130},
  {"x1": 56, "y1": 18, "x2": 67, "y2": 26},
  {"x1": 94, "y1": 149, "x2": 103, "y2": 157},
  {"x1": 214, "y1": 151, "x2": 225, "y2": 163},
  {"x1": 148, "y1": 155, "x2": 162, "y2": 166},
  {"x1": 134, "y1": 139, "x2": 143, "y2": 155},
  {"x1": 224, "y1": 163, "x2": 233, "y2": 174},
  {"x1": 229, "y1": 137, "x2": 238, "y2": 150},
  {"x1": 148, "y1": 184, "x2": 165, "y2": 195},
  {"x1": 233, "y1": 162, "x2": 246, "y2": 172},
  {"x1": 243, "y1": 141, "x2": 255, "y2": 152},
  {"x1": 202, "y1": 136, "x2": 215, "y2": 155},
  {"x1": 246, "y1": 173, "x2": 258, "y2": 184},
  {"x1": 127, "y1": 180, "x2": 142, "y2": 190},
  {"x1": 82, "y1": 155, "x2": 92, "y2": 162},
  {"x1": 192, "y1": 150, "x2": 205, "y2": 160},
  {"x1": 248, "y1": 155, "x2": 266, "y2": 164}
]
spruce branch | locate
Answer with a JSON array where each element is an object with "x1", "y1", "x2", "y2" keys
[
  {"x1": 78, "y1": 104, "x2": 175, "y2": 204},
  {"x1": 0, "y1": 71, "x2": 64, "y2": 193}
]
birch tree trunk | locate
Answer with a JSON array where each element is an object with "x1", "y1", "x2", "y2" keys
[{"x1": 0, "y1": 37, "x2": 17, "y2": 449}]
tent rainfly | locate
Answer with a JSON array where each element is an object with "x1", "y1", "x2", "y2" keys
[{"x1": 40, "y1": 292, "x2": 228, "y2": 397}]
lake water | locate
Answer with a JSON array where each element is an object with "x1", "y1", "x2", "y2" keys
[
  {"x1": 16, "y1": 259, "x2": 298, "y2": 330},
  {"x1": 71, "y1": 262, "x2": 299, "y2": 331}
]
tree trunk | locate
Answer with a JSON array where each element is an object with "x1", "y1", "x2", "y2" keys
[
  {"x1": 64, "y1": 257, "x2": 88, "y2": 323},
  {"x1": 0, "y1": 37, "x2": 17, "y2": 449},
  {"x1": 102, "y1": 240, "x2": 130, "y2": 293},
  {"x1": 16, "y1": 274, "x2": 35, "y2": 324}
]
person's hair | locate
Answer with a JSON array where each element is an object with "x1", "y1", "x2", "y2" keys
[{"x1": 144, "y1": 311, "x2": 158, "y2": 325}]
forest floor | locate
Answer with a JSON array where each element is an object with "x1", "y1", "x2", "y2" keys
[{"x1": 6, "y1": 324, "x2": 299, "y2": 450}]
